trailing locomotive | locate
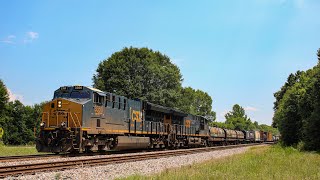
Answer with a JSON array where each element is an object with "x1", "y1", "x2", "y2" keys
[{"x1": 36, "y1": 86, "x2": 274, "y2": 153}]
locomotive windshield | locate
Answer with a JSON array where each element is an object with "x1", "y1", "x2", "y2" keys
[
  {"x1": 54, "y1": 91, "x2": 90, "y2": 99},
  {"x1": 70, "y1": 91, "x2": 90, "y2": 99}
]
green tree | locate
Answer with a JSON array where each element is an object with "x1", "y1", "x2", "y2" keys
[
  {"x1": 178, "y1": 87, "x2": 216, "y2": 120},
  {"x1": 211, "y1": 121, "x2": 235, "y2": 129},
  {"x1": 300, "y1": 66, "x2": 320, "y2": 150},
  {"x1": 225, "y1": 104, "x2": 251, "y2": 130},
  {"x1": 93, "y1": 47, "x2": 182, "y2": 108},
  {"x1": 0, "y1": 79, "x2": 9, "y2": 116},
  {"x1": 0, "y1": 79, "x2": 44, "y2": 145},
  {"x1": 274, "y1": 83, "x2": 304, "y2": 146},
  {"x1": 2, "y1": 101, "x2": 34, "y2": 145},
  {"x1": 318, "y1": 48, "x2": 320, "y2": 63},
  {"x1": 273, "y1": 71, "x2": 302, "y2": 112},
  {"x1": 273, "y1": 48, "x2": 320, "y2": 150}
]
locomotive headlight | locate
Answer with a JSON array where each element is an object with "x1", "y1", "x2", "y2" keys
[
  {"x1": 58, "y1": 100, "x2": 62, "y2": 108},
  {"x1": 61, "y1": 122, "x2": 66, "y2": 127},
  {"x1": 40, "y1": 122, "x2": 45, "y2": 127}
]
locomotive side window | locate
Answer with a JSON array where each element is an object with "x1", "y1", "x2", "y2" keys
[
  {"x1": 123, "y1": 99, "x2": 127, "y2": 110},
  {"x1": 93, "y1": 93, "x2": 104, "y2": 104},
  {"x1": 112, "y1": 95, "x2": 115, "y2": 108},
  {"x1": 118, "y1": 97, "x2": 121, "y2": 109},
  {"x1": 105, "y1": 93, "x2": 111, "y2": 107}
]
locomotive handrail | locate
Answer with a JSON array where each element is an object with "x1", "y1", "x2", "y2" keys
[
  {"x1": 41, "y1": 112, "x2": 50, "y2": 127},
  {"x1": 73, "y1": 112, "x2": 81, "y2": 127},
  {"x1": 69, "y1": 112, "x2": 78, "y2": 127}
]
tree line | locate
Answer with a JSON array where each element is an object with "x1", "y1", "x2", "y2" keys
[
  {"x1": 211, "y1": 104, "x2": 278, "y2": 134},
  {"x1": 273, "y1": 49, "x2": 320, "y2": 151},
  {"x1": 0, "y1": 80, "x2": 43, "y2": 145}
]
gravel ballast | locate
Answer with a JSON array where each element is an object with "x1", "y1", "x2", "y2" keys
[{"x1": 4, "y1": 145, "x2": 264, "y2": 180}]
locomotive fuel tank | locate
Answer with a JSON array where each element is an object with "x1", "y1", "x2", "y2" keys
[{"x1": 112, "y1": 136, "x2": 150, "y2": 150}]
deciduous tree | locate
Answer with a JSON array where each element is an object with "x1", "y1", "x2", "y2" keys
[
  {"x1": 178, "y1": 87, "x2": 216, "y2": 120},
  {"x1": 93, "y1": 47, "x2": 182, "y2": 108}
]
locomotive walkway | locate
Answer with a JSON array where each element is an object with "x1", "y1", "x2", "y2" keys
[{"x1": 0, "y1": 143, "x2": 272, "y2": 178}]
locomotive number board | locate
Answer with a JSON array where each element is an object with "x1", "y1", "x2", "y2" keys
[{"x1": 74, "y1": 86, "x2": 83, "y2": 90}]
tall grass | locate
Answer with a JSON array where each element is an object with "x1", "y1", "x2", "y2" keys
[
  {"x1": 0, "y1": 142, "x2": 43, "y2": 156},
  {"x1": 122, "y1": 145, "x2": 320, "y2": 180}
]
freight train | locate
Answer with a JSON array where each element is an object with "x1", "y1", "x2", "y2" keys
[{"x1": 36, "y1": 86, "x2": 276, "y2": 153}]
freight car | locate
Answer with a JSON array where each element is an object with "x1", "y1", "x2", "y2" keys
[{"x1": 36, "y1": 86, "x2": 274, "y2": 153}]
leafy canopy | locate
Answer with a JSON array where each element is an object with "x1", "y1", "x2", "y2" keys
[
  {"x1": 93, "y1": 47, "x2": 182, "y2": 108},
  {"x1": 178, "y1": 87, "x2": 216, "y2": 121},
  {"x1": 273, "y1": 48, "x2": 320, "y2": 150},
  {"x1": 0, "y1": 80, "x2": 9, "y2": 116}
]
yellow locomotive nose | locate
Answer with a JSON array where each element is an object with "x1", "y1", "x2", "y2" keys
[{"x1": 41, "y1": 98, "x2": 83, "y2": 128}]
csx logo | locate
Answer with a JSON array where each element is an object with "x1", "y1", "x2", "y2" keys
[
  {"x1": 94, "y1": 106, "x2": 103, "y2": 115},
  {"x1": 132, "y1": 110, "x2": 141, "y2": 122}
]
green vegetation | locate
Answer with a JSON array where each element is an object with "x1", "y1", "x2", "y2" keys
[
  {"x1": 178, "y1": 87, "x2": 216, "y2": 121},
  {"x1": 93, "y1": 47, "x2": 183, "y2": 109},
  {"x1": 0, "y1": 79, "x2": 43, "y2": 145},
  {"x1": 122, "y1": 146, "x2": 320, "y2": 180},
  {"x1": 93, "y1": 47, "x2": 216, "y2": 119},
  {"x1": 273, "y1": 48, "x2": 320, "y2": 150},
  {"x1": 0, "y1": 142, "x2": 42, "y2": 156},
  {"x1": 212, "y1": 104, "x2": 278, "y2": 133}
]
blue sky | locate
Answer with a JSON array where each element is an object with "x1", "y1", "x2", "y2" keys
[{"x1": 1, "y1": 0, "x2": 320, "y2": 125}]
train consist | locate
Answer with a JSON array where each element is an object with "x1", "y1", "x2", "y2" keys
[{"x1": 36, "y1": 86, "x2": 277, "y2": 153}]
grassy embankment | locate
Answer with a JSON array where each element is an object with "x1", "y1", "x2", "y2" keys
[
  {"x1": 122, "y1": 145, "x2": 320, "y2": 180},
  {"x1": 0, "y1": 142, "x2": 43, "y2": 156}
]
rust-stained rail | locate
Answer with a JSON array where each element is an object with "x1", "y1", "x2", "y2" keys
[
  {"x1": 0, "y1": 154, "x2": 56, "y2": 163},
  {"x1": 0, "y1": 143, "x2": 272, "y2": 178}
]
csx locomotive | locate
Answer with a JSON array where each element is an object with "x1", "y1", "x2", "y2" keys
[{"x1": 36, "y1": 86, "x2": 274, "y2": 153}]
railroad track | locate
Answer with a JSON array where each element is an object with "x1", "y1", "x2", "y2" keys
[
  {"x1": 0, "y1": 154, "x2": 57, "y2": 163},
  {"x1": 0, "y1": 143, "x2": 270, "y2": 178},
  {"x1": 0, "y1": 149, "x2": 159, "y2": 163}
]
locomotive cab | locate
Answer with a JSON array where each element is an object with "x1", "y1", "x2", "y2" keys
[{"x1": 36, "y1": 86, "x2": 100, "y2": 153}]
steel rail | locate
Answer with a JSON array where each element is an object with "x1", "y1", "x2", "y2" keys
[
  {"x1": 0, "y1": 143, "x2": 271, "y2": 178},
  {"x1": 0, "y1": 154, "x2": 57, "y2": 163}
]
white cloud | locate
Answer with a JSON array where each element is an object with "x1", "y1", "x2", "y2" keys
[
  {"x1": 28, "y1": 31, "x2": 39, "y2": 39},
  {"x1": 1, "y1": 35, "x2": 16, "y2": 44},
  {"x1": 24, "y1": 31, "x2": 39, "y2": 43},
  {"x1": 244, "y1": 106, "x2": 259, "y2": 112},
  {"x1": 6, "y1": 88, "x2": 24, "y2": 103}
]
